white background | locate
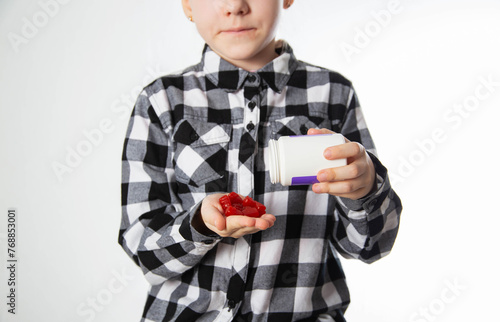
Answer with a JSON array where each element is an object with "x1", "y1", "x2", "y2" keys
[{"x1": 1, "y1": 0, "x2": 499, "y2": 321}]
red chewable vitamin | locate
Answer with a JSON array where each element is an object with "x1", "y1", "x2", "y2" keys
[{"x1": 219, "y1": 193, "x2": 266, "y2": 217}]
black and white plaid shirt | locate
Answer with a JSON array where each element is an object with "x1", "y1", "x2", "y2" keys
[{"x1": 119, "y1": 41, "x2": 402, "y2": 322}]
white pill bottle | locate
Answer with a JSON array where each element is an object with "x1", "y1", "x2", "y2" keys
[{"x1": 268, "y1": 134, "x2": 347, "y2": 186}]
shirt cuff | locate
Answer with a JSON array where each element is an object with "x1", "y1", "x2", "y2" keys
[{"x1": 181, "y1": 202, "x2": 222, "y2": 245}]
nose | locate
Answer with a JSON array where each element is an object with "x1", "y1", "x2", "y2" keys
[{"x1": 218, "y1": 0, "x2": 249, "y2": 16}]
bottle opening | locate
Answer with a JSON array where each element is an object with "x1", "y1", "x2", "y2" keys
[{"x1": 268, "y1": 139, "x2": 279, "y2": 184}]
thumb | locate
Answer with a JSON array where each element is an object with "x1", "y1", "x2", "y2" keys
[
  {"x1": 307, "y1": 128, "x2": 350, "y2": 143},
  {"x1": 307, "y1": 128, "x2": 335, "y2": 135},
  {"x1": 213, "y1": 212, "x2": 226, "y2": 231}
]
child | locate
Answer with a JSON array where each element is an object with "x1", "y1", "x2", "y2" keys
[{"x1": 119, "y1": 0, "x2": 402, "y2": 321}]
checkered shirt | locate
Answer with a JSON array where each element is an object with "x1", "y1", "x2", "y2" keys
[{"x1": 119, "y1": 41, "x2": 402, "y2": 322}]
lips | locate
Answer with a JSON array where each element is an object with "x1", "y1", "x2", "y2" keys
[{"x1": 220, "y1": 27, "x2": 255, "y2": 34}]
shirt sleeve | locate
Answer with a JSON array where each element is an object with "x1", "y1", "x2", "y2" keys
[
  {"x1": 118, "y1": 89, "x2": 220, "y2": 285},
  {"x1": 332, "y1": 86, "x2": 403, "y2": 264}
]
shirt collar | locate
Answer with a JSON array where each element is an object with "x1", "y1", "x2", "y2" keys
[{"x1": 201, "y1": 40, "x2": 298, "y2": 93}]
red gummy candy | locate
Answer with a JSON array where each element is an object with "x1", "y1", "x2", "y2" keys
[
  {"x1": 228, "y1": 192, "x2": 243, "y2": 211},
  {"x1": 242, "y1": 196, "x2": 256, "y2": 208},
  {"x1": 228, "y1": 192, "x2": 243, "y2": 205},
  {"x1": 255, "y1": 201, "x2": 266, "y2": 215},
  {"x1": 242, "y1": 207, "x2": 260, "y2": 218},
  {"x1": 219, "y1": 193, "x2": 266, "y2": 218},
  {"x1": 225, "y1": 206, "x2": 243, "y2": 217},
  {"x1": 219, "y1": 195, "x2": 231, "y2": 212}
]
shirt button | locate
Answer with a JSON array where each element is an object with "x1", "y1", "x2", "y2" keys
[
  {"x1": 247, "y1": 74, "x2": 257, "y2": 82},
  {"x1": 246, "y1": 122, "x2": 255, "y2": 131},
  {"x1": 190, "y1": 132, "x2": 199, "y2": 141},
  {"x1": 248, "y1": 101, "x2": 256, "y2": 110},
  {"x1": 300, "y1": 125, "x2": 309, "y2": 135},
  {"x1": 202, "y1": 239, "x2": 214, "y2": 245}
]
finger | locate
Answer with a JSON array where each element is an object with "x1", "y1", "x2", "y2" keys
[
  {"x1": 260, "y1": 214, "x2": 276, "y2": 223},
  {"x1": 225, "y1": 213, "x2": 275, "y2": 227},
  {"x1": 202, "y1": 206, "x2": 226, "y2": 232},
  {"x1": 223, "y1": 214, "x2": 276, "y2": 237},
  {"x1": 312, "y1": 182, "x2": 366, "y2": 199},
  {"x1": 233, "y1": 217, "x2": 275, "y2": 236},
  {"x1": 255, "y1": 215, "x2": 276, "y2": 230},
  {"x1": 254, "y1": 220, "x2": 271, "y2": 231},
  {"x1": 323, "y1": 142, "x2": 364, "y2": 161},
  {"x1": 312, "y1": 180, "x2": 365, "y2": 196},
  {"x1": 226, "y1": 215, "x2": 256, "y2": 230},
  {"x1": 200, "y1": 193, "x2": 228, "y2": 231},
  {"x1": 307, "y1": 128, "x2": 335, "y2": 135},
  {"x1": 220, "y1": 217, "x2": 260, "y2": 238},
  {"x1": 204, "y1": 216, "x2": 226, "y2": 234},
  {"x1": 317, "y1": 161, "x2": 366, "y2": 182},
  {"x1": 230, "y1": 227, "x2": 262, "y2": 239},
  {"x1": 307, "y1": 128, "x2": 352, "y2": 144}
]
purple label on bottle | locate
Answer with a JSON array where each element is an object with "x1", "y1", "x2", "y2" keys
[{"x1": 291, "y1": 176, "x2": 319, "y2": 185}]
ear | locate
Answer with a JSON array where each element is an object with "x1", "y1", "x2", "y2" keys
[
  {"x1": 181, "y1": 0, "x2": 193, "y2": 18},
  {"x1": 283, "y1": 0, "x2": 294, "y2": 9}
]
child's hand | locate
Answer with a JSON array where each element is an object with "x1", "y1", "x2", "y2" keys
[
  {"x1": 308, "y1": 128, "x2": 376, "y2": 200},
  {"x1": 196, "y1": 194, "x2": 276, "y2": 239}
]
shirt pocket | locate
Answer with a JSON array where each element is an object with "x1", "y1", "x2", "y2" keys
[
  {"x1": 172, "y1": 119, "x2": 232, "y2": 187},
  {"x1": 271, "y1": 115, "x2": 331, "y2": 139}
]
